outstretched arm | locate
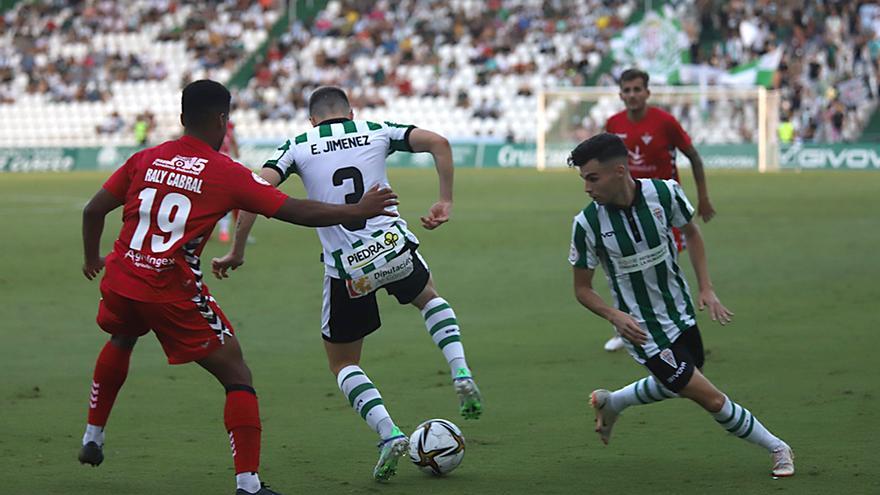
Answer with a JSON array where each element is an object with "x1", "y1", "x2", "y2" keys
[
  {"x1": 573, "y1": 266, "x2": 647, "y2": 345},
  {"x1": 681, "y1": 145, "x2": 715, "y2": 223},
  {"x1": 681, "y1": 222, "x2": 733, "y2": 324},
  {"x1": 82, "y1": 188, "x2": 123, "y2": 280},
  {"x1": 212, "y1": 169, "x2": 399, "y2": 279},
  {"x1": 271, "y1": 185, "x2": 397, "y2": 227},
  {"x1": 409, "y1": 128, "x2": 453, "y2": 229}
]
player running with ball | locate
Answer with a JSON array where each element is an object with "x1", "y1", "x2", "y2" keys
[{"x1": 567, "y1": 133, "x2": 794, "y2": 478}]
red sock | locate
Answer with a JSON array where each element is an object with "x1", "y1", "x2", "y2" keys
[
  {"x1": 87, "y1": 340, "x2": 133, "y2": 427},
  {"x1": 88, "y1": 341, "x2": 132, "y2": 427},
  {"x1": 224, "y1": 387, "x2": 262, "y2": 474}
]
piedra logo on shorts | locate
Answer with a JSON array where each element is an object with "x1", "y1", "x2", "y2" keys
[
  {"x1": 152, "y1": 155, "x2": 208, "y2": 175},
  {"x1": 346, "y1": 232, "x2": 401, "y2": 268}
]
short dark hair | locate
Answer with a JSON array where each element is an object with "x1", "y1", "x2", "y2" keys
[
  {"x1": 308, "y1": 86, "x2": 351, "y2": 118},
  {"x1": 567, "y1": 133, "x2": 629, "y2": 167},
  {"x1": 181, "y1": 80, "x2": 230, "y2": 128},
  {"x1": 619, "y1": 68, "x2": 649, "y2": 88}
]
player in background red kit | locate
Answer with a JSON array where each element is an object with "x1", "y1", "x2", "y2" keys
[
  {"x1": 602, "y1": 68, "x2": 716, "y2": 352},
  {"x1": 217, "y1": 119, "x2": 240, "y2": 242},
  {"x1": 78, "y1": 80, "x2": 398, "y2": 495}
]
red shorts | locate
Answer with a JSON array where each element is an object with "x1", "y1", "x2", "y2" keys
[{"x1": 96, "y1": 287, "x2": 235, "y2": 364}]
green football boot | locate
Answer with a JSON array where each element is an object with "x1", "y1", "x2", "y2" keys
[
  {"x1": 373, "y1": 426, "x2": 409, "y2": 482},
  {"x1": 453, "y1": 368, "x2": 483, "y2": 419}
]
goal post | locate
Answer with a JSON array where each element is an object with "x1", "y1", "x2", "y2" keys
[{"x1": 537, "y1": 86, "x2": 780, "y2": 172}]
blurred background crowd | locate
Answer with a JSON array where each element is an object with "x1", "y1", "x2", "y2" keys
[{"x1": 0, "y1": 0, "x2": 877, "y2": 147}]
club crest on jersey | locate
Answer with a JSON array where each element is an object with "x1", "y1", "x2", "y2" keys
[
  {"x1": 660, "y1": 349, "x2": 677, "y2": 368},
  {"x1": 568, "y1": 241, "x2": 579, "y2": 264},
  {"x1": 152, "y1": 155, "x2": 208, "y2": 175},
  {"x1": 653, "y1": 207, "x2": 664, "y2": 222},
  {"x1": 641, "y1": 133, "x2": 653, "y2": 145}
]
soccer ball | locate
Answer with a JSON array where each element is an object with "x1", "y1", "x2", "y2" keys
[{"x1": 408, "y1": 418, "x2": 466, "y2": 475}]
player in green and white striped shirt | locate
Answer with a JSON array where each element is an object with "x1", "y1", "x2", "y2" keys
[
  {"x1": 212, "y1": 87, "x2": 481, "y2": 482},
  {"x1": 568, "y1": 133, "x2": 794, "y2": 478}
]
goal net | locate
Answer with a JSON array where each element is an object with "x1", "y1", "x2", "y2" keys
[{"x1": 537, "y1": 86, "x2": 780, "y2": 172}]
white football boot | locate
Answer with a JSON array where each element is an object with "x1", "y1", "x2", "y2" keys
[
  {"x1": 604, "y1": 335, "x2": 625, "y2": 352},
  {"x1": 771, "y1": 443, "x2": 795, "y2": 477},
  {"x1": 590, "y1": 389, "x2": 620, "y2": 445}
]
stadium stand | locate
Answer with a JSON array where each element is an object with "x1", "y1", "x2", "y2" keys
[
  {"x1": 564, "y1": 0, "x2": 880, "y2": 145},
  {"x1": 232, "y1": 0, "x2": 635, "y2": 143},
  {"x1": 685, "y1": 0, "x2": 880, "y2": 143},
  {"x1": 0, "y1": 0, "x2": 877, "y2": 147},
  {"x1": 232, "y1": 0, "x2": 880, "y2": 145},
  {"x1": 0, "y1": 0, "x2": 280, "y2": 147}
]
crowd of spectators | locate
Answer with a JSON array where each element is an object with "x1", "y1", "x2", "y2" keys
[
  {"x1": 1, "y1": 0, "x2": 878, "y2": 145},
  {"x1": 236, "y1": 0, "x2": 879, "y2": 144},
  {"x1": 157, "y1": 0, "x2": 279, "y2": 80},
  {"x1": 0, "y1": 0, "x2": 279, "y2": 105},
  {"x1": 2, "y1": 2, "x2": 167, "y2": 104},
  {"x1": 234, "y1": 0, "x2": 636, "y2": 133},
  {"x1": 681, "y1": 0, "x2": 880, "y2": 143}
]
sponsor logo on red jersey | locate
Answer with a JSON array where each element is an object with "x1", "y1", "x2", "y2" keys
[{"x1": 152, "y1": 155, "x2": 208, "y2": 175}]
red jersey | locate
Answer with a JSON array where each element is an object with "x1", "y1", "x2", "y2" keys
[
  {"x1": 101, "y1": 135, "x2": 287, "y2": 302},
  {"x1": 605, "y1": 106, "x2": 692, "y2": 181}
]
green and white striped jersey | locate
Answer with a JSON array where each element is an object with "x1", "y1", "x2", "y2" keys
[
  {"x1": 569, "y1": 179, "x2": 697, "y2": 363},
  {"x1": 264, "y1": 119, "x2": 420, "y2": 279}
]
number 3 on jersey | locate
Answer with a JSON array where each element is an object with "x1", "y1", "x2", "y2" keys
[
  {"x1": 130, "y1": 187, "x2": 192, "y2": 252},
  {"x1": 333, "y1": 166, "x2": 366, "y2": 231}
]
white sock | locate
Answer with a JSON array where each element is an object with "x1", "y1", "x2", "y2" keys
[
  {"x1": 609, "y1": 376, "x2": 678, "y2": 413},
  {"x1": 421, "y1": 297, "x2": 471, "y2": 379},
  {"x1": 712, "y1": 395, "x2": 785, "y2": 451},
  {"x1": 337, "y1": 365, "x2": 397, "y2": 440},
  {"x1": 82, "y1": 424, "x2": 104, "y2": 446},
  {"x1": 236, "y1": 472, "x2": 261, "y2": 493}
]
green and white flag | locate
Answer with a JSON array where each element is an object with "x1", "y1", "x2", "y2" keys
[
  {"x1": 610, "y1": 9, "x2": 690, "y2": 85},
  {"x1": 719, "y1": 47, "x2": 783, "y2": 88}
]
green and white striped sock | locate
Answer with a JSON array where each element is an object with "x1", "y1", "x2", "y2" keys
[
  {"x1": 421, "y1": 298, "x2": 470, "y2": 379},
  {"x1": 337, "y1": 365, "x2": 397, "y2": 440},
  {"x1": 609, "y1": 376, "x2": 678, "y2": 412},
  {"x1": 712, "y1": 395, "x2": 784, "y2": 451}
]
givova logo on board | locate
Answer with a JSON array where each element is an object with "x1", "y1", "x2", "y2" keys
[{"x1": 781, "y1": 144, "x2": 880, "y2": 169}]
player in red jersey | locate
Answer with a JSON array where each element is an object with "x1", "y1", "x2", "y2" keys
[
  {"x1": 78, "y1": 80, "x2": 398, "y2": 495},
  {"x1": 217, "y1": 119, "x2": 240, "y2": 242},
  {"x1": 602, "y1": 68, "x2": 716, "y2": 352}
]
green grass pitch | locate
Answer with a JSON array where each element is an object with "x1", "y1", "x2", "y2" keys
[{"x1": 1, "y1": 168, "x2": 877, "y2": 494}]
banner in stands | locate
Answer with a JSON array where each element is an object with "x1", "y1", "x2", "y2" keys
[
  {"x1": 2, "y1": 143, "x2": 879, "y2": 171},
  {"x1": 610, "y1": 10, "x2": 690, "y2": 85}
]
